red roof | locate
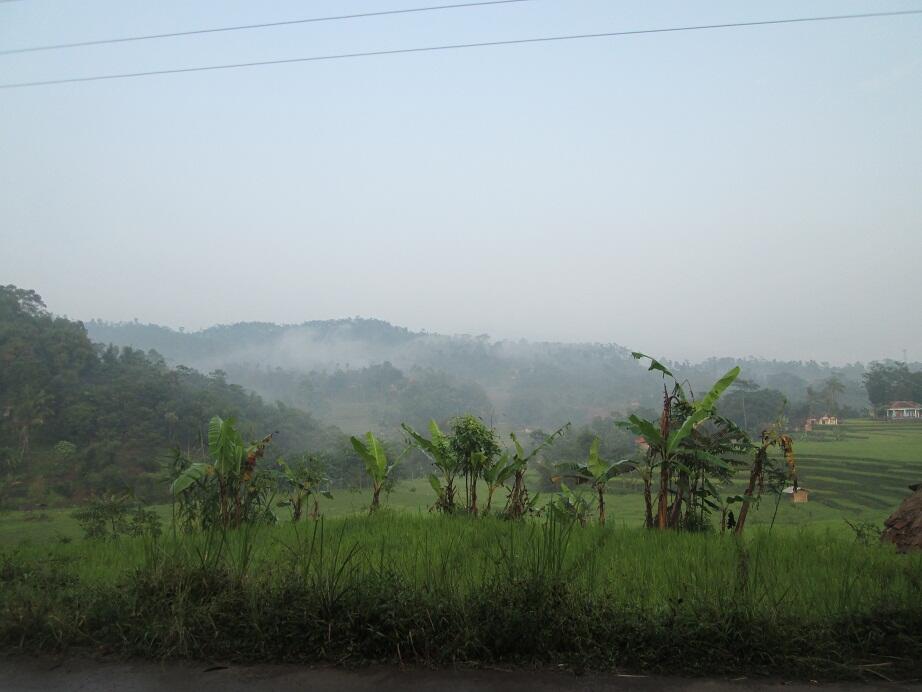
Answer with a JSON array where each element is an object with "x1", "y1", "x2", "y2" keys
[{"x1": 888, "y1": 401, "x2": 922, "y2": 409}]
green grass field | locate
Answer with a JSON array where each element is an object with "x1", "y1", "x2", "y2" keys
[{"x1": 790, "y1": 419, "x2": 922, "y2": 516}]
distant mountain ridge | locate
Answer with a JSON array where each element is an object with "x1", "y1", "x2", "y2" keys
[{"x1": 85, "y1": 318, "x2": 873, "y2": 433}]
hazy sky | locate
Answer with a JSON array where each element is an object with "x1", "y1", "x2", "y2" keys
[{"x1": 1, "y1": 0, "x2": 920, "y2": 364}]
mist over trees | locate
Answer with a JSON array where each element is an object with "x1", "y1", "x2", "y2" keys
[
  {"x1": 87, "y1": 317, "x2": 877, "y2": 434},
  {"x1": 5, "y1": 281, "x2": 908, "y2": 508}
]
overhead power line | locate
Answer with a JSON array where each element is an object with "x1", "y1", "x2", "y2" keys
[
  {"x1": 2, "y1": 9, "x2": 920, "y2": 90},
  {"x1": 0, "y1": 0, "x2": 537, "y2": 56}
]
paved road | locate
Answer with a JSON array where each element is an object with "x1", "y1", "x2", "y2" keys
[{"x1": 1, "y1": 657, "x2": 918, "y2": 692}]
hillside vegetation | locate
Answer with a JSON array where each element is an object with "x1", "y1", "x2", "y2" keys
[{"x1": 0, "y1": 286, "x2": 352, "y2": 506}]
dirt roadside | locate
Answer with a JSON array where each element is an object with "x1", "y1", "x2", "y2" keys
[{"x1": 1, "y1": 657, "x2": 919, "y2": 692}]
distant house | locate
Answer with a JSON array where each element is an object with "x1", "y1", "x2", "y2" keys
[
  {"x1": 805, "y1": 415, "x2": 838, "y2": 431},
  {"x1": 886, "y1": 401, "x2": 922, "y2": 420}
]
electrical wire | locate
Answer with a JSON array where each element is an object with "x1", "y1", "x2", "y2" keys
[
  {"x1": 2, "y1": 9, "x2": 920, "y2": 90},
  {"x1": 0, "y1": 0, "x2": 538, "y2": 55}
]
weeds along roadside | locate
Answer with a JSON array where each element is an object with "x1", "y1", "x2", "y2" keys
[{"x1": 1, "y1": 513, "x2": 921, "y2": 678}]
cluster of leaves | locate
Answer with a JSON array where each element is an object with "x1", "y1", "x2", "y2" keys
[
  {"x1": 350, "y1": 432, "x2": 398, "y2": 513},
  {"x1": 277, "y1": 455, "x2": 332, "y2": 522},
  {"x1": 403, "y1": 415, "x2": 568, "y2": 519},
  {"x1": 170, "y1": 416, "x2": 283, "y2": 530}
]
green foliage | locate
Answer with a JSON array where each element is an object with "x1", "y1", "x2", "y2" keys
[
  {"x1": 71, "y1": 493, "x2": 161, "y2": 540},
  {"x1": 0, "y1": 284, "x2": 352, "y2": 506},
  {"x1": 170, "y1": 417, "x2": 277, "y2": 529},
  {"x1": 449, "y1": 415, "x2": 500, "y2": 514},
  {"x1": 503, "y1": 425, "x2": 569, "y2": 520},
  {"x1": 547, "y1": 481, "x2": 592, "y2": 526},
  {"x1": 622, "y1": 354, "x2": 746, "y2": 530},
  {"x1": 555, "y1": 438, "x2": 633, "y2": 525},
  {"x1": 277, "y1": 455, "x2": 332, "y2": 522},
  {"x1": 863, "y1": 361, "x2": 922, "y2": 410},
  {"x1": 719, "y1": 387, "x2": 788, "y2": 434},
  {"x1": 403, "y1": 420, "x2": 458, "y2": 513},
  {"x1": 350, "y1": 432, "x2": 396, "y2": 512}
]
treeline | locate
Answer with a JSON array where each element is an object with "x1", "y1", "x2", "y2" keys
[
  {"x1": 863, "y1": 362, "x2": 922, "y2": 411},
  {"x1": 0, "y1": 286, "x2": 353, "y2": 506}
]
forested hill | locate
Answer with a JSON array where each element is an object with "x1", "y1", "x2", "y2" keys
[
  {"x1": 0, "y1": 286, "x2": 350, "y2": 505},
  {"x1": 86, "y1": 316, "x2": 873, "y2": 433}
]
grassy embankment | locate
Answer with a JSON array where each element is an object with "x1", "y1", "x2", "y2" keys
[{"x1": 2, "y1": 512, "x2": 921, "y2": 679}]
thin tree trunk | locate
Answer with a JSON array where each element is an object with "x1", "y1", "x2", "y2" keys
[
  {"x1": 643, "y1": 471, "x2": 654, "y2": 528},
  {"x1": 370, "y1": 483, "x2": 381, "y2": 513},
  {"x1": 598, "y1": 485, "x2": 606, "y2": 527},
  {"x1": 668, "y1": 471, "x2": 688, "y2": 528},
  {"x1": 656, "y1": 385, "x2": 672, "y2": 529},
  {"x1": 735, "y1": 451, "x2": 765, "y2": 535},
  {"x1": 656, "y1": 462, "x2": 670, "y2": 529}
]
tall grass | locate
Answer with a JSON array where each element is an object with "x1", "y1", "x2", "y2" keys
[{"x1": 2, "y1": 514, "x2": 921, "y2": 678}]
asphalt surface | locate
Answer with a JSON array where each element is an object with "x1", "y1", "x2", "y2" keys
[{"x1": 1, "y1": 658, "x2": 920, "y2": 692}]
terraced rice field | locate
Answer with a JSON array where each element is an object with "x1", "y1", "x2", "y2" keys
[{"x1": 792, "y1": 419, "x2": 922, "y2": 516}]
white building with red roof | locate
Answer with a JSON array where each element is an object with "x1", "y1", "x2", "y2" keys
[{"x1": 886, "y1": 401, "x2": 922, "y2": 420}]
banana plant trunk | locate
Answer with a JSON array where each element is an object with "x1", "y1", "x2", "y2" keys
[
  {"x1": 370, "y1": 482, "x2": 382, "y2": 513},
  {"x1": 735, "y1": 450, "x2": 765, "y2": 535},
  {"x1": 597, "y1": 484, "x2": 606, "y2": 527},
  {"x1": 655, "y1": 386, "x2": 672, "y2": 529},
  {"x1": 643, "y1": 471, "x2": 654, "y2": 528},
  {"x1": 656, "y1": 462, "x2": 670, "y2": 529},
  {"x1": 667, "y1": 471, "x2": 688, "y2": 528},
  {"x1": 508, "y1": 470, "x2": 526, "y2": 519}
]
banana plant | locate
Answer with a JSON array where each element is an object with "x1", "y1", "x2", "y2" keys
[
  {"x1": 619, "y1": 353, "x2": 739, "y2": 529},
  {"x1": 171, "y1": 415, "x2": 274, "y2": 528},
  {"x1": 350, "y1": 431, "x2": 396, "y2": 513},
  {"x1": 555, "y1": 438, "x2": 634, "y2": 526},
  {"x1": 504, "y1": 425, "x2": 569, "y2": 520},
  {"x1": 735, "y1": 425, "x2": 794, "y2": 535},
  {"x1": 402, "y1": 420, "x2": 458, "y2": 514},
  {"x1": 277, "y1": 456, "x2": 333, "y2": 522},
  {"x1": 482, "y1": 451, "x2": 516, "y2": 514},
  {"x1": 547, "y1": 480, "x2": 592, "y2": 527}
]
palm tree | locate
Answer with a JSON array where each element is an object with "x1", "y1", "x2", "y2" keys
[{"x1": 822, "y1": 376, "x2": 846, "y2": 413}]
